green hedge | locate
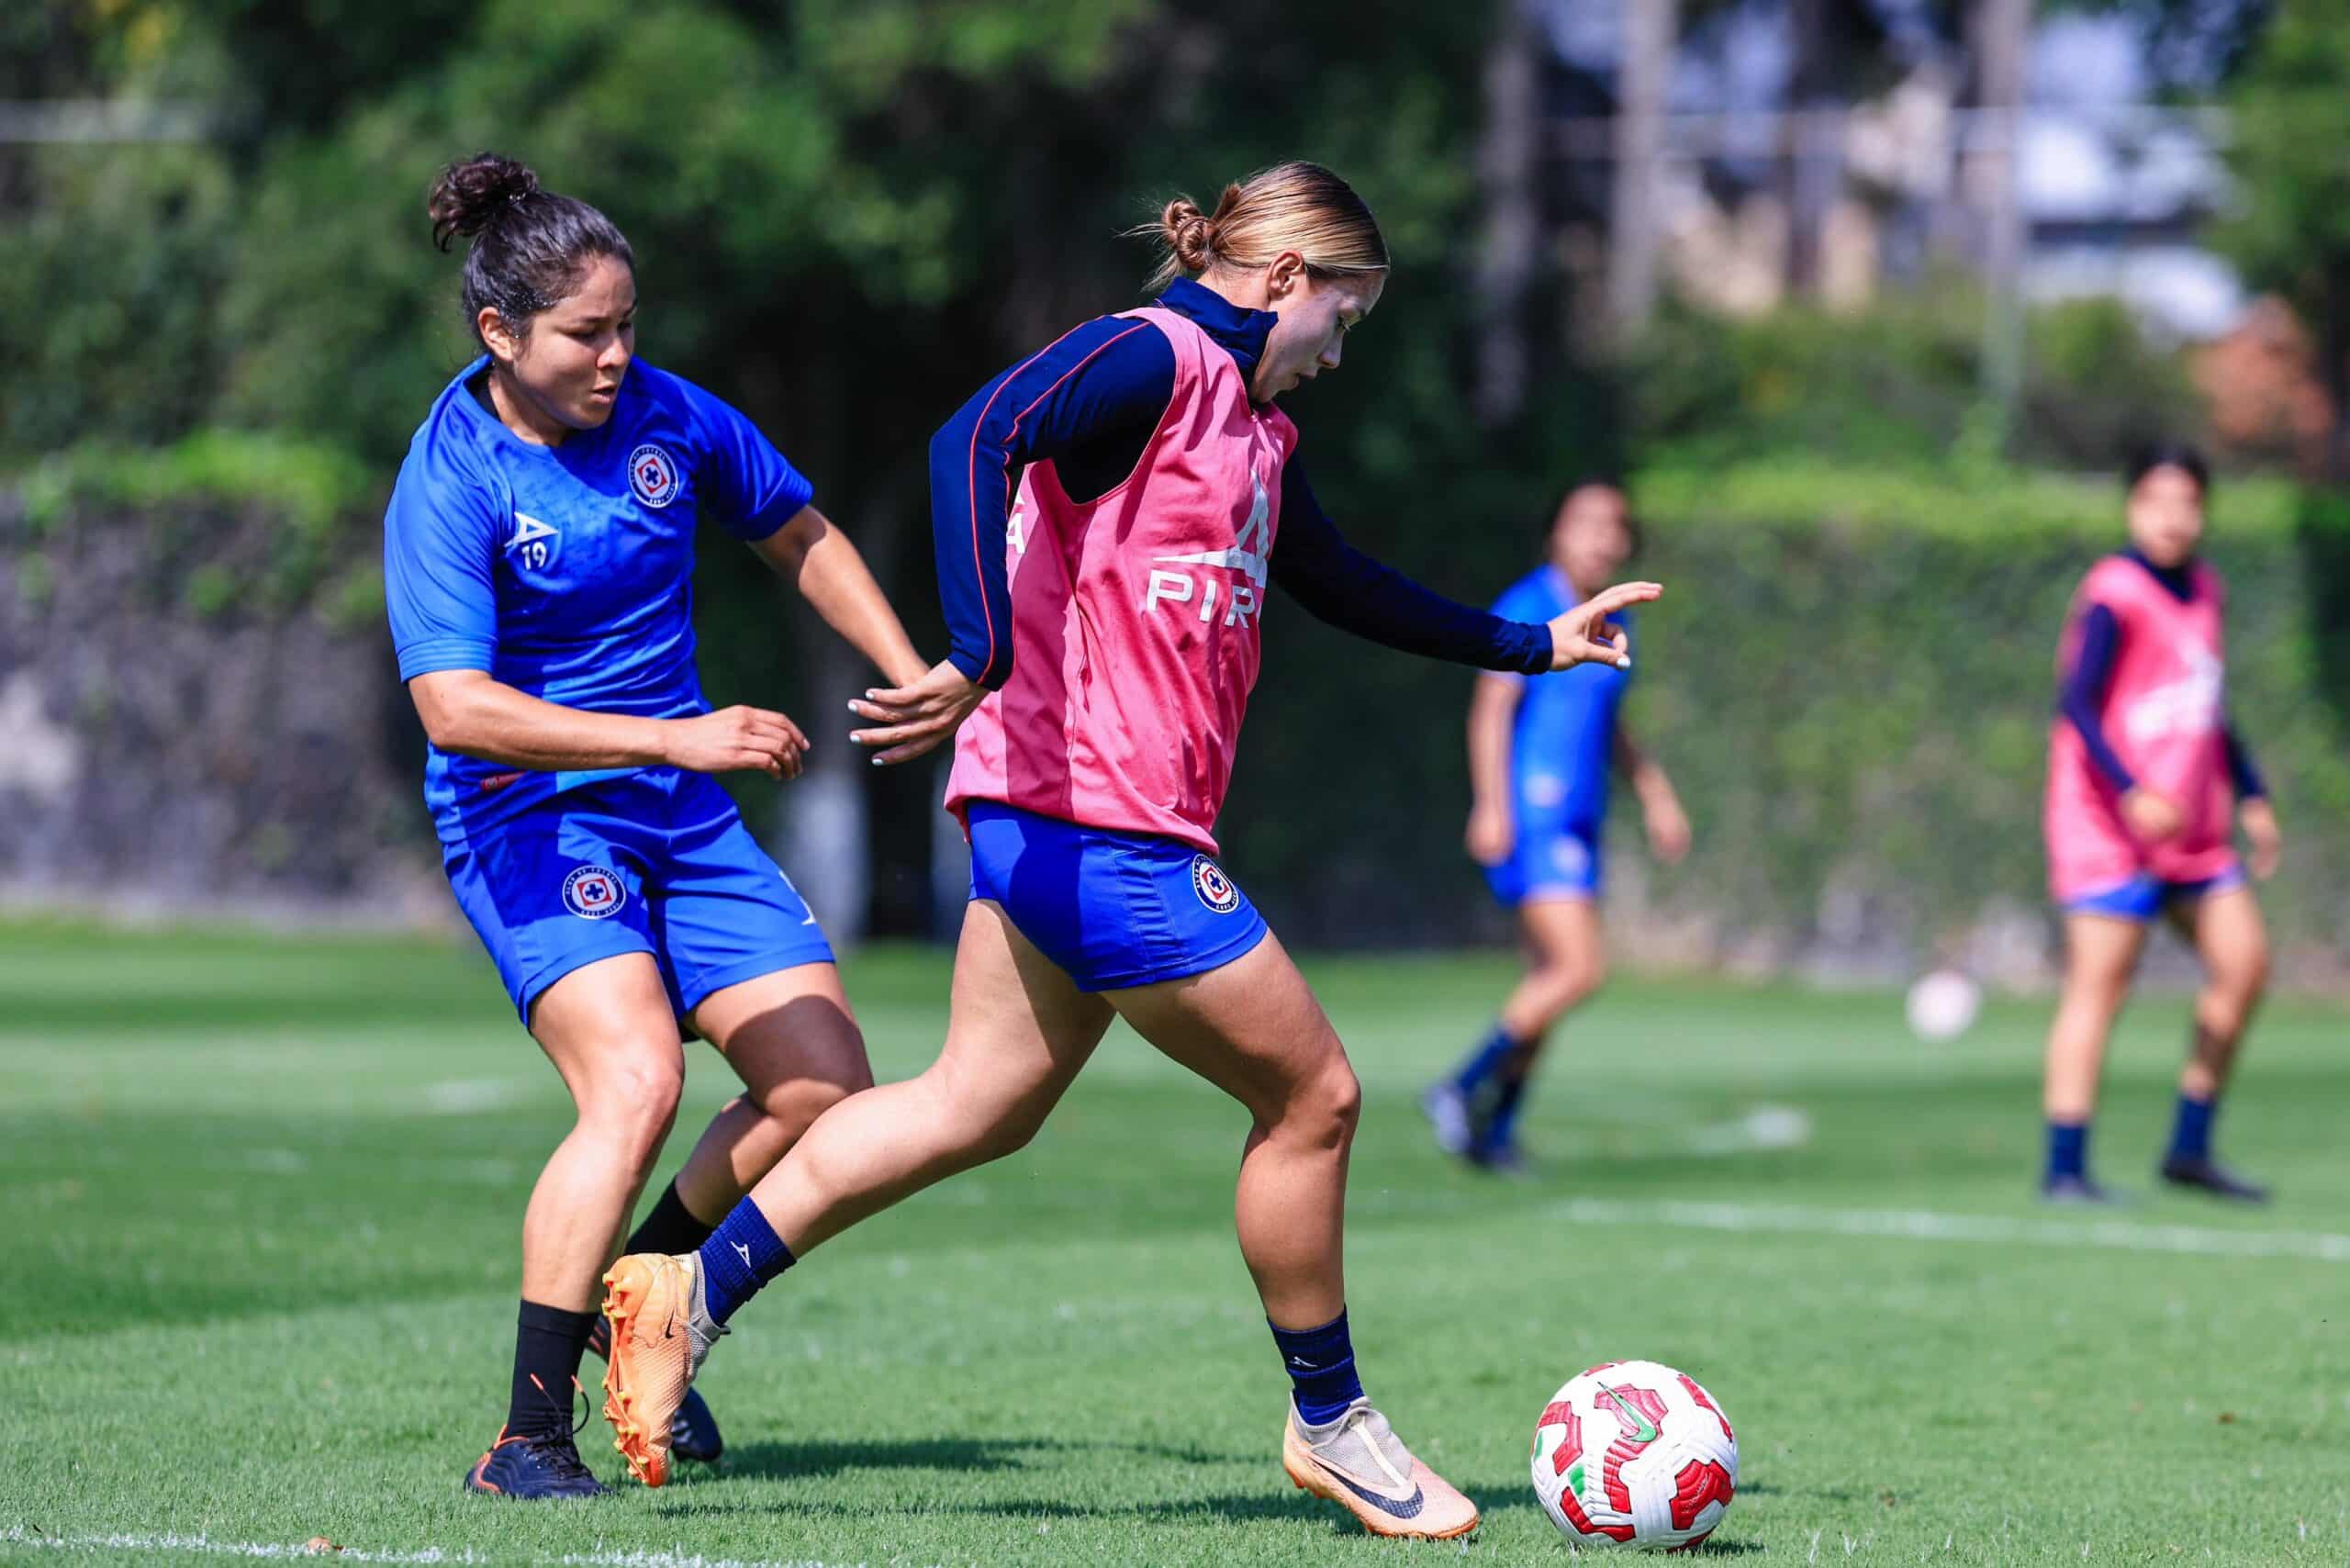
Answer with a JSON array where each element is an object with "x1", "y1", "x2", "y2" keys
[
  {"x1": 16, "y1": 448, "x2": 2343, "y2": 968},
  {"x1": 1225, "y1": 462, "x2": 2350, "y2": 967}
]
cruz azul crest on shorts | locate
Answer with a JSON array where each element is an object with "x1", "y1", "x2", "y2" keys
[
  {"x1": 563, "y1": 865, "x2": 627, "y2": 920},
  {"x1": 1191, "y1": 855, "x2": 1241, "y2": 914},
  {"x1": 628, "y1": 443, "x2": 680, "y2": 509}
]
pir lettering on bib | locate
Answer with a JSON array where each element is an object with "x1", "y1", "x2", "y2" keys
[{"x1": 1143, "y1": 468, "x2": 1271, "y2": 630}]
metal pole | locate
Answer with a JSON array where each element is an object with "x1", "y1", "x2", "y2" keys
[
  {"x1": 1975, "y1": 0, "x2": 2030, "y2": 413},
  {"x1": 1607, "y1": 0, "x2": 1680, "y2": 338}
]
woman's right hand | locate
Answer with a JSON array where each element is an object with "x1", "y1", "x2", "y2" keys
[
  {"x1": 1466, "y1": 801, "x2": 1514, "y2": 866},
  {"x1": 2121, "y1": 786, "x2": 2184, "y2": 844},
  {"x1": 848, "y1": 660, "x2": 987, "y2": 766},
  {"x1": 1547, "y1": 581, "x2": 1663, "y2": 670},
  {"x1": 662, "y1": 705, "x2": 809, "y2": 779}
]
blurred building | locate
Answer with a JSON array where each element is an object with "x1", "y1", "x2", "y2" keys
[{"x1": 1531, "y1": 0, "x2": 2249, "y2": 343}]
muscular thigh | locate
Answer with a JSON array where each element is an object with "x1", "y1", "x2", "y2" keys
[
  {"x1": 530, "y1": 952, "x2": 688, "y2": 1106},
  {"x1": 1520, "y1": 896, "x2": 1603, "y2": 973},
  {"x1": 932, "y1": 901, "x2": 1117, "y2": 1115},
  {"x1": 689, "y1": 962, "x2": 872, "y2": 1102},
  {"x1": 1106, "y1": 930, "x2": 1346, "y2": 1125},
  {"x1": 2182, "y1": 886, "x2": 2268, "y2": 991}
]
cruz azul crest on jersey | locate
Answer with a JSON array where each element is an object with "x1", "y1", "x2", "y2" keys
[
  {"x1": 628, "y1": 443, "x2": 680, "y2": 509},
  {"x1": 1144, "y1": 466, "x2": 1272, "y2": 628},
  {"x1": 505, "y1": 510, "x2": 560, "y2": 573},
  {"x1": 563, "y1": 865, "x2": 627, "y2": 920},
  {"x1": 1191, "y1": 855, "x2": 1241, "y2": 914}
]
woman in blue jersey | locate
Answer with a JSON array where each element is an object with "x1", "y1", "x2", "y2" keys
[
  {"x1": 1425, "y1": 483, "x2": 1689, "y2": 1171},
  {"x1": 384, "y1": 153, "x2": 930, "y2": 1497}
]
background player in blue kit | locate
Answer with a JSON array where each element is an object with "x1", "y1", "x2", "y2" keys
[
  {"x1": 1425, "y1": 484, "x2": 1690, "y2": 1172},
  {"x1": 385, "y1": 154, "x2": 931, "y2": 1497}
]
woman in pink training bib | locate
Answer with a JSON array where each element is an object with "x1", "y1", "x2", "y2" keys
[
  {"x1": 598, "y1": 162, "x2": 1658, "y2": 1538},
  {"x1": 2041, "y1": 443, "x2": 2280, "y2": 1204}
]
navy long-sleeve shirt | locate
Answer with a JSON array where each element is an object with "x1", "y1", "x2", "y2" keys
[
  {"x1": 926, "y1": 276, "x2": 1554, "y2": 689},
  {"x1": 2058, "y1": 549, "x2": 2266, "y2": 799}
]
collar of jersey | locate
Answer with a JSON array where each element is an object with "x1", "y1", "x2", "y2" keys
[
  {"x1": 1154, "y1": 277, "x2": 1275, "y2": 391},
  {"x1": 448, "y1": 353, "x2": 623, "y2": 460},
  {"x1": 2121, "y1": 545, "x2": 2197, "y2": 605}
]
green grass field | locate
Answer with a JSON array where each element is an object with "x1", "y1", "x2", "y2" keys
[{"x1": 6, "y1": 920, "x2": 2348, "y2": 1565}]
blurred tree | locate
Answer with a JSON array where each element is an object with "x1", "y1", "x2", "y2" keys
[
  {"x1": 5, "y1": 0, "x2": 1625, "y2": 934},
  {"x1": 2211, "y1": 0, "x2": 2350, "y2": 480}
]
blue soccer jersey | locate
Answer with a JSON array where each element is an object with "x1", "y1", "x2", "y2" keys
[
  {"x1": 384, "y1": 357, "x2": 812, "y2": 838},
  {"x1": 1493, "y1": 566, "x2": 1632, "y2": 836}
]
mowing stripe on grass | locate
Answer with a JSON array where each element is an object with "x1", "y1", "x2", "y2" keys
[
  {"x1": 1559, "y1": 1198, "x2": 2350, "y2": 1262},
  {"x1": 0, "y1": 1528, "x2": 901, "y2": 1568}
]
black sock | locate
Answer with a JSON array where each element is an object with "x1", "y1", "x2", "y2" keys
[
  {"x1": 508, "y1": 1300, "x2": 597, "y2": 1442},
  {"x1": 626, "y1": 1180, "x2": 720, "y2": 1257},
  {"x1": 585, "y1": 1182, "x2": 719, "y2": 1361}
]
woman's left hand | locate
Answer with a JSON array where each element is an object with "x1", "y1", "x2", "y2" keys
[
  {"x1": 1547, "y1": 581, "x2": 1663, "y2": 671},
  {"x1": 848, "y1": 660, "x2": 986, "y2": 766},
  {"x1": 1643, "y1": 791, "x2": 1693, "y2": 865},
  {"x1": 2241, "y1": 797, "x2": 2283, "y2": 879}
]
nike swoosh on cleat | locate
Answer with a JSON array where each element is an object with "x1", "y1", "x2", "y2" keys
[{"x1": 1314, "y1": 1459, "x2": 1427, "y2": 1519}]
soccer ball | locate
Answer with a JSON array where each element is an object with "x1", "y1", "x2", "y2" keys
[
  {"x1": 1531, "y1": 1360, "x2": 1737, "y2": 1551},
  {"x1": 1904, "y1": 969, "x2": 1982, "y2": 1042}
]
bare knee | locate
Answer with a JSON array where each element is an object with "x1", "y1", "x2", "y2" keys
[
  {"x1": 1528, "y1": 958, "x2": 1603, "y2": 1021},
  {"x1": 912, "y1": 1056, "x2": 1058, "y2": 1168},
  {"x1": 1270, "y1": 1051, "x2": 1360, "y2": 1155},
  {"x1": 754, "y1": 1058, "x2": 875, "y2": 1139},
  {"x1": 577, "y1": 1055, "x2": 685, "y2": 1176},
  {"x1": 2200, "y1": 969, "x2": 2266, "y2": 1042}
]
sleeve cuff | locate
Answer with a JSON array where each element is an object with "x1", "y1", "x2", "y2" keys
[
  {"x1": 1511, "y1": 622, "x2": 1553, "y2": 676},
  {"x1": 946, "y1": 645, "x2": 1007, "y2": 689},
  {"x1": 397, "y1": 638, "x2": 495, "y2": 682},
  {"x1": 728, "y1": 477, "x2": 816, "y2": 543}
]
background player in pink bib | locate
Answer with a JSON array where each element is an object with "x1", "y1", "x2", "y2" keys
[
  {"x1": 2041, "y1": 444, "x2": 2281, "y2": 1204},
  {"x1": 597, "y1": 162, "x2": 1659, "y2": 1539}
]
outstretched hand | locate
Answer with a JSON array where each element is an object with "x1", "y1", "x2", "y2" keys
[
  {"x1": 664, "y1": 704, "x2": 809, "y2": 779},
  {"x1": 848, "y1": 660, "x2": 987, "y2": 766},
  {"x1": 1547, "y1": 581, "x2": 1662, "y2": 671}
]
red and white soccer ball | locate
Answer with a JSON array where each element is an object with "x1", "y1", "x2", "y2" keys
[{"x1": 1531, "y1": 1360, "x2": 1738, "y2": 1551}]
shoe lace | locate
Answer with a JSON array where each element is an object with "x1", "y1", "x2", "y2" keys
[
  {"x1": 527, "y1": 1372, "x2": 594, "y2": 1439},
  {"x1": 502, "y1": 1377, "x2": 597, "y2": 1484}
]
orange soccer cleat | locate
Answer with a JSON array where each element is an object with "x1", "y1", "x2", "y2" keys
[{"x1": 599, "y1": 1250, "x2": 724, "y2": 1487}]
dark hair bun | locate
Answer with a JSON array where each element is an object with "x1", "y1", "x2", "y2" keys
[{"x1": 429, "y1": 152, "x2": 541, "y2": 252}]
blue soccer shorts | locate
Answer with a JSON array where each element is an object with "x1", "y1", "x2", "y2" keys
[
  {"x1": 2062, "y1": 862, "x2": 2246, "y2": 924},
  {"x1": 964, "y1": 801, "x2": 1270, "y2": 992},
  {"x1": 1484, "y1": 821, "x2": 1605, "y2": 908},
  {"x1": 442, "y1": 767, "x2": 834, "y2": 1024}
]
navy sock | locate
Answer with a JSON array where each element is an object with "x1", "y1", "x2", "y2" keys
[
  {"x1": 2046, "y1": 1120, "x2": 2088, "y2": 1183},
  {"x1": 1484, "y1": 1071, "x2": 1531, "y2": 1153},
  {"x1": 509, "y1": 1300, "x2": 596, "y2": 1441},
  {"x1": 627, "y1": 1179, "x2": 719, "y2": 1257},
  {"x1": 697, "y1": 1199, "x2": 796, "y2": 1326},
  {"x1": 1271, "y1": 1309, "x2": 1364, "y2": 1427},
  {"x1": 1451, "y1": 1022, "x2": 1516, "y2": 1094},
  {"x1": 2168, "y1": 1094, "x2": 2217, "y2": 1162}
]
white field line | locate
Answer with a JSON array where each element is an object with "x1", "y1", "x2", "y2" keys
[
  {"x1": 0, "y1": 1527, "x2": 907, "y2": 1568},
  {"x1": 1557, "y1": 1197, "x2": 2350, "y2": 1263}
]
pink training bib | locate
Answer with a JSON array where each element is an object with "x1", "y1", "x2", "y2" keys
[
  {"x1": 946, "y1": 307, "x2": 1300, "y2": 854},
  {"x1": 2045, "y1": 554, "x2": 2237, "y2": 899}
]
